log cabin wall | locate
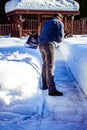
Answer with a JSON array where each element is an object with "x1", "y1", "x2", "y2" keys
[{"x1": 5, "y1": 10, "x2": 80, "y2": 37}]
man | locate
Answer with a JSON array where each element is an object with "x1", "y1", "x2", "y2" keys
[{"x1": 38, "y1": 13, "x2": 64, "y2": 96}]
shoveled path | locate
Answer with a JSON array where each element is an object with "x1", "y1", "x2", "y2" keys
[
  {"x1": 25, "y1": 48, "x2": 87, "y2": 130},
  {"x1": 37, "y1": 48, "x2": 87, "y2": 130}
]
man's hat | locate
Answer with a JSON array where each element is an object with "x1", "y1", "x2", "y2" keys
[{"x1": 54, "y1": 13, "x2": 63, "y2": 20}]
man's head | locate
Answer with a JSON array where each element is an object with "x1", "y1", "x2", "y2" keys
[{"x1": 54, "y1": 13, "x2": 63, "y2": 21}]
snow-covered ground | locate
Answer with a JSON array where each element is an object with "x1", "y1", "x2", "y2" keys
[
  {"x1": 0, "y1": 36, "x2": 42, "y2": 111},
  {"x1": 60, "y1": 35, "x2": 87, "y2": 97},
  {"x1": 0, "y1": 35, "x2": 87, "y2": 130},
  {"x1": 5, "y1": 0, "x2": 79, "y2": 13}
]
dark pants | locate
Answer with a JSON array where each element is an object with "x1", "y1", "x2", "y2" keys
[{"x1": 39, "y1": 43, "x2": 56, "y2": 93}]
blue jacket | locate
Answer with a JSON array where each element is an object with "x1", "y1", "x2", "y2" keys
[{"x1": 38, "y1": 18, "x2": 64, "y2": 45}]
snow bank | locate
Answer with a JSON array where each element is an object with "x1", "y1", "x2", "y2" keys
[
  {"x1": 60, "y1": 35, "x2": 87, "y2": 97},
  {"x1": 0, "y1": 37, "x2": 43, "y2": 115},
  {"x1": 5, "y1": 0, "x2": 79, "y2": 13}
]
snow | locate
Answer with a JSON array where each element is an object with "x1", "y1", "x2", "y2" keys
[
  {"x1": 5, "y1": 0, "x2": 79, "y2": 13},
  {"x1": 0, "y1": 36, "x2": 42, "y2": 113},
  {"x1": 0, "y1": 35, "x2": 87, "y2": 129},
  {"x1": 60, "y1": 35, "x2": 87, "y2": 97}
]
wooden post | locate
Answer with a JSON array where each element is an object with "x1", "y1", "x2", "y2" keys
[
  {"x1": 38, "y1": 14, "x2": 41, "y2": 36},
  {"x1": 71, "y1": 15, "x2": 74, "y2": 35},
  {"x1": 19, "y1": 15, "x2": 23, "y2": 37},
  {"x1": 64, "y1": 15, "x2": 67, "y2": 33},
  {"x1": 19, "y1": 24, "x2": 22, "y2": 37}
]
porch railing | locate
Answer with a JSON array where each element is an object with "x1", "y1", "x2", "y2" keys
[
  {"x1": 0, "y1": 18, "x2": 87, "y2": 37},
  {"x1": 0, "y1": 24, "x2": 11, "y2": 36}
]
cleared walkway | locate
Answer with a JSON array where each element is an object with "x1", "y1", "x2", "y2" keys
[
  {"x1": 22, "y1": 49, "x2": 87, "y2": 130},
  {"x1": 36, "y1": 49, "x2": 87, "y2": 130},
  {"x1": 41, "y1": 50, "x2": 87, "y2": 130}
]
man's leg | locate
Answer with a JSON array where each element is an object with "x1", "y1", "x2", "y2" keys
[
  {"x1": 45, "y1": 44, "x2": 63, "y2": 96},
  {"x1": 39, "y1": 43, "x2": 63, "y2": 96},
  {"x1": 45, "y1": 44, "x2": 56, "y2": 92},
  {"x1": 39, "y1": 44, "x2": 48, "y2": 89}
]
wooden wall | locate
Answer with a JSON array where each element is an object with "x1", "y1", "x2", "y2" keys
[{"x1": 0, "y1": 18, "x2": 87, "y2": 37}]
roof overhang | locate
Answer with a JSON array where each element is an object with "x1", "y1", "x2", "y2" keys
[{"x1": 6, "y1": 9, "x2": 80, "y2": 17}]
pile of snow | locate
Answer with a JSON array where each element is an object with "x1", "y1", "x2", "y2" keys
[
  {"x1": 60, "y1": 35, "x2": 87, "y2": 97},
  {"x1": 5, "y1": 0, "x2": 79, "y2": 13},
  {"x1": 0, "y1": 36, "x2": 43, "y2": 115}
]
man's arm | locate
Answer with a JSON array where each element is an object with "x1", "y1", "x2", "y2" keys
[{"x1": 57, "y1": 21, "x2": 64, "y2": 43}]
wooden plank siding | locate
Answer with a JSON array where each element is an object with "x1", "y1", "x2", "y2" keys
[
  {"x1": 0, "y1": 24, "x2": 11, "y2": 36},
  {"x1": 0, "y1": 18, "x2": 87, "y2": 37},
  {"x1": 22, "y1": 20, "x2": 38, "y2": 35},
  {"x1": 22, "y1": 18, "x2": 87, "y2": 36},
  {"x1": 82, "y1": 18, "x2": 87, "y2": 34},
  {"x1": 18, "y1": 18, "x2": 87, "y2": 36}
]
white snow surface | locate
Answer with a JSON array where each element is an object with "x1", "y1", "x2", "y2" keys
[
  {"x1": 0, "y1": 36, "x2": 42, "y2": 112},
  {"x1": 60, "y1": 35, "x2": 87, "y2": 97},
  {"x1": 5, "y1": 0, "x2": 79, "y2": 13},
  {"x1": 0, "y1": 35, "x2": 87, "y2": 129}
]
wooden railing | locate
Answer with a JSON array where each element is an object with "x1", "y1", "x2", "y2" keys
[
  {"x1": 0, "y1": 24, "x2": 11, "y2": 36},
  {"x1": 66, "y1": 18, "x2": 87, "y2": 35},
  {"x1": 0, "y1": 18, "x2": 87, "y2": 37}
]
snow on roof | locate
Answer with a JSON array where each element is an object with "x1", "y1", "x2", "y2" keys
[{"x1": 5, "y1": 0, "x2": 79, "y2": 13}]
